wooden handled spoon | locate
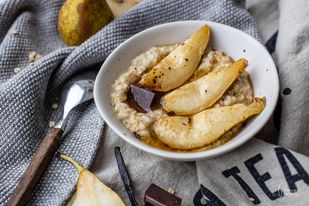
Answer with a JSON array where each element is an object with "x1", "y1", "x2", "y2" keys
[{"x1": 7, "y1": 72, "x2": 96, "y2": 206}]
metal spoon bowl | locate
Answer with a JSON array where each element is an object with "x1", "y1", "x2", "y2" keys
[{"x1": 55, "y1": 73, "x2": 96, "y2": 129}]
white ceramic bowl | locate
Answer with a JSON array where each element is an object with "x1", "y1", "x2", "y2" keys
[{"x1": 94, "y1": 21, "x2": 279, "y2": 161}]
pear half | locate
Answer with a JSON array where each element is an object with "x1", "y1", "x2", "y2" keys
[
  {"x1": 60, "y1": 154, "x2": 126, "y2": 206},
  {"x1": 154, "y1": 98, "x2": 265, "y2": 150},
  {"x1": 139, "y1": 25, "x2": 210, "y2": 92},
  {"x1": 162, "y1": 59, "x2": 248, "y2": 115}
]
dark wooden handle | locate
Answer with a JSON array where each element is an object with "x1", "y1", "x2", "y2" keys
[{"x1": 7, "y1": 127, "x2": 63, "y2": 206}]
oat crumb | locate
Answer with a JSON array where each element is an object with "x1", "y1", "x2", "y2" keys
[
  {"x1": 51, "y1": 103, "x2": 58, "y2": 109},
  {"x1": 28, "y1": 51, "x2": 42, "y2": 64},
  {"x1": 14, "y1": 67, "x2": 21, "y2": 73},
  {"x1": 249, "y1": 197, "x2": 255, "y2": 202},
  {"x1": 49, "y1": 121, "x2": 55, "y2": 128},
  {"x1": 167, "y1": 188, "x2": 175, "y2": 194},
  {"x1": 10, "y1": 29, "x2": 18, "y2": 35}
]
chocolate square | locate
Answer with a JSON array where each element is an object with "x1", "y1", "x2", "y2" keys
[{"x1": 144, "y1": 184, "x2": 182, "y2": 206}]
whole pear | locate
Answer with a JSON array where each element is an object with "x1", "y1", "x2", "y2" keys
[{"x1": 58, "y1": 0, "x2": 114, "y2": 46}]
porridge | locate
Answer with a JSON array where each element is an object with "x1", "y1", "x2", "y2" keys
[{"x1": 110, "y1": 25, "x2": 263, "y2": 152}]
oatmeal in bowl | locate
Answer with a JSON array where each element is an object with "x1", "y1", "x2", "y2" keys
[
  {"x1": 110, "y1": 25, "x2": 265, "y2": 152},
  {"x1": 94, "y1": 21, "x2": 279, "y2": 160}
]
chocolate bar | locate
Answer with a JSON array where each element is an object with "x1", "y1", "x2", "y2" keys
[{"x1": 144, "y1": 184, "x2": 182, "y2": 206}]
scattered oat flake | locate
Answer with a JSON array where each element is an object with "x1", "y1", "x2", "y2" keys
[
  {"x1": 10, "y1": 29, "x2": 18, "y2": 35},
  {"x1": 49, "y1": 121, "x2": 55, "y2": 128},
  {"x1": 14, "y1": 67, "x2": 21, "y2": 73},
  {"x1": 249, "y1": 197, "x2": 255, "y2": 202},
  {"x1": 28, "y1": 51, "x2": 42, "y2": 63},
  {"x1": 51, "y1": 103, "x2": 58, "y2": 109},
  {"x1": 167, "y1": 188, "x2": 175, "y2": 194}
]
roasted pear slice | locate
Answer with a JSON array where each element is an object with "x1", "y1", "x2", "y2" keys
[
  {"x1": 139, "y1": 25, "x2": 210, "y2": 92},
  {"x1": 162, "y1": 59, "x2": 248, "y2": 115},
  {"x1": 60, "y1": 154, "x2": 126, "y2": 206},
  {"x1": 154, "y1": 98, "x2": 265, "y2": 149}
]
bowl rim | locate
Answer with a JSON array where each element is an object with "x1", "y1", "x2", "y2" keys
[{"x1": 94, "y1": 20, "x2": 279, "y2": 161}]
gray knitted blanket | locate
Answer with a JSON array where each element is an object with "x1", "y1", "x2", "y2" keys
[{"x1": 1, "y1": 0, "x2": 309, "y2": 205}]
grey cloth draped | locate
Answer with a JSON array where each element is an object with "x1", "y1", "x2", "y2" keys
[{"x1": 0, "y1": 0, "x2": 308, "y2": 205}]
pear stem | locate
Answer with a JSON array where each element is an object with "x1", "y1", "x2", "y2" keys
[{"x1": 59, "y1": 153, "x2": 84, "y2": 173}]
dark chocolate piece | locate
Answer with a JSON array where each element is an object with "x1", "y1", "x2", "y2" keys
[
  {"x1": 129, "y1": 84, "x2": 154, "y2": 112},
  {"x1": 114, "y1": 146, "x2": 138, "y2": 206},
  {"x1": 127, "y1": 87, "x2": 147, "y2": 113},
  {"x1": 144, "y1": 184, "x2": 182, "y2": 206},
  {"x1": 128, "y1": 84, "x2": 163, "y2": 112}
]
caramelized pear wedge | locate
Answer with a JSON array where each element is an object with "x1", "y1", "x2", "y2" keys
[
  {"x1": 162, "y1": 58, "x2": 248, "y2": 115},
  {"x1": 139, "y1": 25, "x2": 210, "y2": 92},
  {"x1": 60, "y1": 154, "x2": 126, "y2": 206},
  {"x1": 154, "y1": 98, "x2": 265, "y2": 149}
]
